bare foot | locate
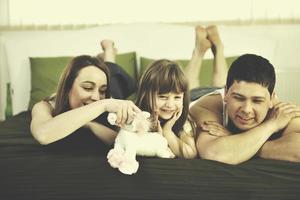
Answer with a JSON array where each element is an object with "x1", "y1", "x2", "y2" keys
[
  {"x1": 100, "y1": 39, "x2": 117, "y2": 63},
  {"x1": 206, "y1": 25, "x2": 227, "y2": 87},
  {"x1": 195, "y1": 25, "x2": 211, "y2": 56},
  {"x1": 206, "y1": 25, "x2": 224, "y2": 56}
]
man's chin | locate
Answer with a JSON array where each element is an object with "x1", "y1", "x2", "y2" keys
[{"x1": 234, "y1": 122, "x2": 257, "y2": 131}]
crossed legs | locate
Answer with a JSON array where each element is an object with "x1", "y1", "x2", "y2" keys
[
  {"x1": 185, "y1": 25, "x2": 228, "y2": 89},
  {"x1": 98, "y1": 28, "x2": 227, "y2": 89}
]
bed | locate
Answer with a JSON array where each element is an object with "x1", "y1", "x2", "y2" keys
[
  {"x1": 1, "y1": 23, "x2": 300, "y2": 200},
  {"x1": 1, "y1": 111, "x2": 300, "y2": 200}
]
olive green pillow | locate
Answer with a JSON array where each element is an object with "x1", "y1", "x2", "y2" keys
[
  {"x1": 5, "y1": 83, "x2": 13, "y2": 118},
  {"x1": 28, "y1": 52, "x2": 137, "y2": 109},
  {"x1": 140, "y1": 56, "x2": 238, "y2": 86}
]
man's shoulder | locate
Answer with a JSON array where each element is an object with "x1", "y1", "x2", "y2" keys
[
  {"x1": 189, "y1": 92, "x2": 224, "y2": 125},
  {"x1": 190, "y1": 92, "x2": 223, "y2": 113}
]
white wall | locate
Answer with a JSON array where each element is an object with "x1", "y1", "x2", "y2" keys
[
  {"x1": 1, "y1": 23, "x2": 300, "y2": 121},
  {"x1": 0, "y1": 0, "x2": 9, "y2": 25},
  {"x1": 5, "y1": 0, "x2": 300, "y2": 25},
  {"x1": 1, "y1": 0, "x2": 300, "y2": 120}
]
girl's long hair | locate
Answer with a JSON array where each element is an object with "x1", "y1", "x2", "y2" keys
[{"x1": 135, "y1": 59, "x2": 190, "y2": 135}]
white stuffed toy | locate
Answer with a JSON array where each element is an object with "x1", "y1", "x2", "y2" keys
[{"x1": 107, "y1": 111, "x2": 175, "y2": 175}]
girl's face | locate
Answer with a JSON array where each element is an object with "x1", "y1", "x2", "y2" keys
[
  {"x1": 69, "y1": 66, "x2": 107, "y2": 109},
  {"x1": 155, "y1": 92, "x2": 184, "y2": 120}
]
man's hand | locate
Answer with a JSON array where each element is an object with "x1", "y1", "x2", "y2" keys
[
  {"x1": 200, "y1": 121, "x2": 231, "y2": 137},
  {"x1": 266, "y1": 102, "x2": 300, "y2": 132}
]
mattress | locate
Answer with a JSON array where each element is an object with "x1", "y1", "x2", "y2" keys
[{"x1": 1, "y1": 111, "x2": 300, "y2": 200}]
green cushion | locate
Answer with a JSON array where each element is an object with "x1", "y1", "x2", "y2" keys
[
  {"x1": 140, "y1": 56, "x2": 238, "y2": 86},
  {"x1": 5, "y1": 83, "x2": 13, "y2": 118},
  {"x1": 28, "y1": 52, "x2": 137, "y2": 110},
  {"x1": 29, "y1": 56, "x2": 71, "y2": 110},
  {"x1": 115, "y1": 52, "x2": 137, "y2": 80}
]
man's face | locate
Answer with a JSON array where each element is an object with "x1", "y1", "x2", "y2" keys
[{"x1": 225, "y1": 81, "x2": 274, "y2": 131}]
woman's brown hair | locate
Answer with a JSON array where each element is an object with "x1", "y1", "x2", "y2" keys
[{"x1": 52, "y1": 55, "x2": 110, "y2": 116}]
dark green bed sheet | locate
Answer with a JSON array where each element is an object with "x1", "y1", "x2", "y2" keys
[{"x1": 0, "y1": 112, "x2": 300, "y2": 200}]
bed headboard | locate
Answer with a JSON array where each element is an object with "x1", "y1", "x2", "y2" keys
[{"x1": 2, "y1": 23, "x2": 299, "y2": 120}]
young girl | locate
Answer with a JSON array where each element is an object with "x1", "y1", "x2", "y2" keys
[
  {"x1": 136, "y1": 59, "x2": 197, "y2": 158},
  {"x1": 135, "y1": 25, "x2": 228, "y2": 159},
  {"x1": 30, "y1": 40, "x2": 140, "y2": 146}
]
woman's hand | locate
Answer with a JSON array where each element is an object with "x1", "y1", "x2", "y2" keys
[
  {"x1": 102, "y1": 99, "x2": 141, "y2": 127},
  {"x1": 200, "y1": 121, "x2": 231, "y2": 137}
]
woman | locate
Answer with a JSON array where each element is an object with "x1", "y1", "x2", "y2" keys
[{"x1": 30, "y1": 41, "x2": 141, "y2": 146}]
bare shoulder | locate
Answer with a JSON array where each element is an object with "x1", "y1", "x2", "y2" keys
[
  {"x1": 31, "y1": 100, "x2": 53, "y2": 119},
  {"x1": 190, "y1": 93, "x2": 223, "y2": 125},
  {"x1": 191, "y1": 93, "x2": 223, "y2": 113}
]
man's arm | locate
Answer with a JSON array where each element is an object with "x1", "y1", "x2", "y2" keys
[
  {"x1": 190, "y1": 94, "x2": 277, "y2": 165},
  {"x1": 258, "y1": 117, "x2": 300, "y2": 162}
]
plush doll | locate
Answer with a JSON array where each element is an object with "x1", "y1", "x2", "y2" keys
[{"x1": 107, "y1": 111, "x2": 175, "y2": 175}]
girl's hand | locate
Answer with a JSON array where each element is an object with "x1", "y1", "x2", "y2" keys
[
  {"x1": 163, "y1": 107, "x2": 183, "y2": 131},
  {"x1": 154, "y1": 110, "x2": 163, "y2": 135},
  {"x1": 200, "y1": 121, "x2": 231, "y2": 137}
]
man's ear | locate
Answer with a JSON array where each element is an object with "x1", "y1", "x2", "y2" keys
[
  {"x1": 270, "y1": 92, "x2": 277, "y2": 108},
  {"x1": 224, "y1": 86, "x2": 228, "y2": 103}
]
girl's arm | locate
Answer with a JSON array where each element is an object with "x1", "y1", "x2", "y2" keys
[
  {"x1": 160, "y1": 108, "x2": 197, "y2": 159},
  {"x1": 163, "y1": 121, "x2": 197, "y2": 159}
]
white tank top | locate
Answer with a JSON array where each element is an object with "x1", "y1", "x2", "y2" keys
[{"x1": 190, "y1": 88, "x2": 228, "y2": 126}]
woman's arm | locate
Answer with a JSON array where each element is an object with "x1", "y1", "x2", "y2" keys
[
  {"x1": 84, "y1": 121, "x2": 117, "y2": 145},
  {"x1": 31, "y1": 99, "x2": 140, "y2": 145}
]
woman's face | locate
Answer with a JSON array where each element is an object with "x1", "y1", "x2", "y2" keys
[
  {"x1": 69, "y1": 66, "x2": 107, "y2": 109},
  {"x1": 155, "y1": 92, "x2": 184, "y2": 120}
]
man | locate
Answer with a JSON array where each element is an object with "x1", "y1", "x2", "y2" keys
[{"x1": 190, "y1": 54, "x2": 300, "y2": 164}]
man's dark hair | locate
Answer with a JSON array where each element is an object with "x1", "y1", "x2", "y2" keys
[{"x1": 226, "y1": 54, "x2": 276, "y2": 94}]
